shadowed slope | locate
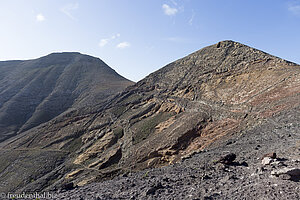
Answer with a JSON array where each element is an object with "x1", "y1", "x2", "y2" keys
[{"x1": 0, "y1": 52, "x2": 133, "y2": 142}]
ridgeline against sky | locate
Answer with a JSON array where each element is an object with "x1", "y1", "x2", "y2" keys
[{"x1": 0, "y1": 0, "x2": 300, "y2": 81}]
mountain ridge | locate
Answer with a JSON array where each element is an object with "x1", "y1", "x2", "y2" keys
[
  {"x1": 0, "y1": 41, "x2": 299, "y2": 196},
  {"x1": 0, "y1": 52, "x2": 134, "y2": 142}
]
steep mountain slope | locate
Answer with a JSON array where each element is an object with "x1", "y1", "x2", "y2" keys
[
  {"x1": 0, "y1": 41, "x2": 299, "y2": 195},
  {"x1": 0, "y1": 52, "x2": 133, "y2": 142}
]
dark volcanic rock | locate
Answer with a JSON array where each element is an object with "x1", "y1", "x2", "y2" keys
[
  {"x1": 145, "y1": 182, "x2": 164, "y2": 196},
  {"x1": 216, "y1": 153, "x2": 236, "y2": 165},
  {"x1": 61, "y1": 182, "x2": 75, "y2": 191}
]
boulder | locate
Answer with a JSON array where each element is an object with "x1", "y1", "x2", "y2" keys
[
  {"x1": 261, "y1": 157, "x2": 273, "y2": 165},
  {"x1": 271, "y1": 168, "x2": 300, "y2": 181},
  {"x1": 216, "y1": 153, "x2": 236, "y2": 165},
  {"x1": 262, "y1": 152, "x2": 277, "y2": 159}
]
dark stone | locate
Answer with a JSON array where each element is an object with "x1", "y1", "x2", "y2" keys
[
  {"x1": 145, "y1": 182, "x2": 164, "y2": 195},
  {"x1": 217, "y1": 153, "x2": 236, "y2": 165},
  {"x1": 61, "y1": 182, "x2": 75, "y2": 191},
  {"x1": 202, "y1": 175, "x2": 212, "y2": 180},
  {"x1": 240, "y1": 161, "x2": 248, "y2": 167}
]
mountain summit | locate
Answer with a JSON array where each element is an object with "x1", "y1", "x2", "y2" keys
[
  {"x1": 0, "y1": 41, "x2": 299, "y2": 197},
  {"x1": 0, "y1": 52, "x2": 133, "y2": 142},
  {"x1": 141, "y1": 40, "x2": 294, "y2": 88}
]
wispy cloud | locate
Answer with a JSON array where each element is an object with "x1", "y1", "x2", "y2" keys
[
  {"x1": 165, "y1": 37, "x2": 192, "y2": 44},
  {"x1": 166, "y1": 37, "x2": 184, "y2": 42},
  {"x1": 288, "y1": 3, "x2": 300, "y2": 15},
  {"x1": 162, "y1": 4, "x2": 178, "y2": 16},
  {"x1": 170, "y1": 0, "x2": 178, "y2": 6},
  {"x1": 189, "y1": 10, "x2": 195, "y2": 25},
  {"x1": 61, "y1": 3, "x2": 79, "y2": 20},
  {"x1": 36, "y1": 13, "x2": 45, "y2": 22},
  {"x1": 111, "y1": 33, "x2": 121, "y2": 39},
  {"x1": 116, "y1": 42, "x2": 131, "y2": 49},
  {"x1": 99, "y1": 34, "x2": 121, "y2": 47}
]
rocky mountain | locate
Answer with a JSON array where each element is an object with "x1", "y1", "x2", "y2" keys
[
  {"x1": 0, "y1": 52, "x2": 133, "y2": 142},
  {"x1": 0, "y1": 41, "x2": 299, "y2": 199}
]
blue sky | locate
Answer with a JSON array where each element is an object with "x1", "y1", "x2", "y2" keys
[{"x1": 0, "y1": 0, "x2": 300, "y2": 81}]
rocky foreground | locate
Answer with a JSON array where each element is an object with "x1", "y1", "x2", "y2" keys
[{"x1": 55, "y1": 102, "x2": 300, "y2": 199}]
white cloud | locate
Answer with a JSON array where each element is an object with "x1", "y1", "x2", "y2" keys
[
  {"x1": 116, "y1": 42, "x2": 131, "y2": 49},
  {"x1": 36, "y1": 14, "x2": 45, "y2": 22},
  {"x1": 99, "y1": 39, "x2": 109, "y2": 47},
  {"x1": 162, "y1": 4, "x2": 178, "y2": 16},
  {"x1": 99, "y1": 34, "x2": 121, "y2": 47},
  {"x1": 61, "y1": 3, "x2": 79, "y2": 19},
  {"x1": 288, "y1": 4, "x2": 300, "y2": 15}
]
